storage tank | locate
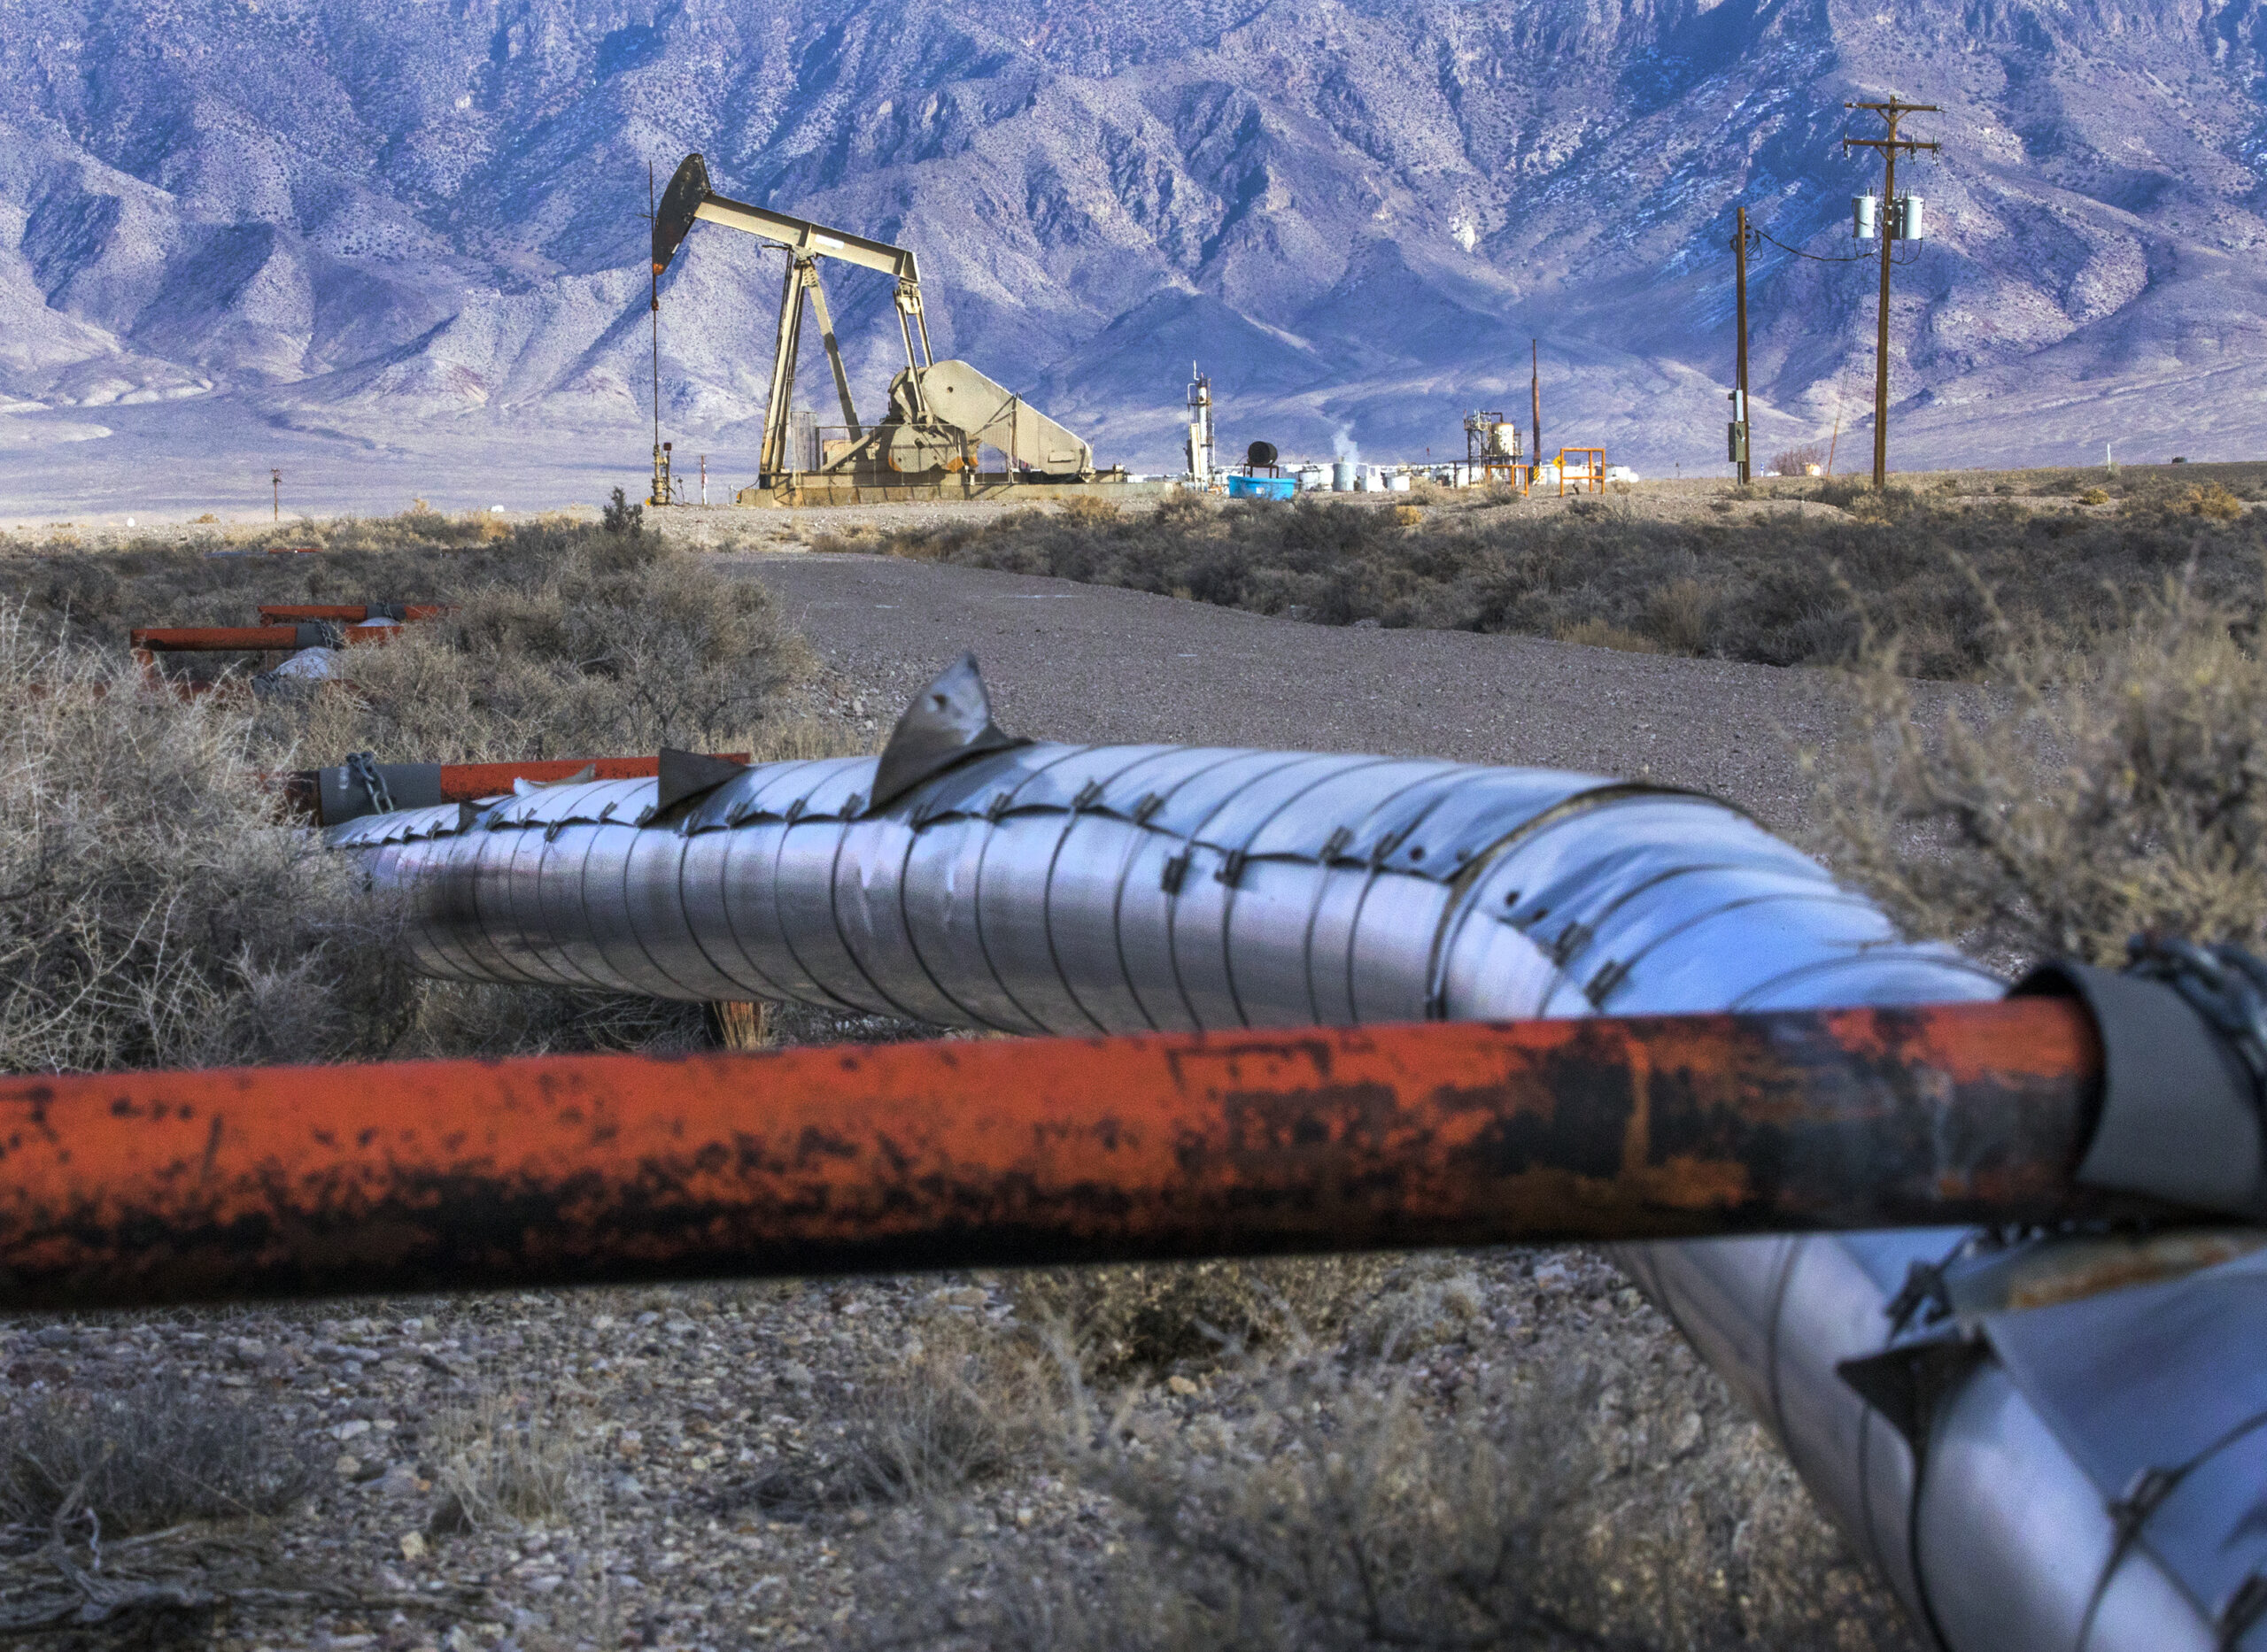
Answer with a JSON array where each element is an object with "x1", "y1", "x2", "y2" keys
[
  {"x1": 1488, "y1": 421, "x2": 1519, "y2": 459},
  {"x1": 1332, "y1": 459, "x2": 1355, "y2": 491}
]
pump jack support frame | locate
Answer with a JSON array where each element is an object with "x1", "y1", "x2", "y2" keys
[{"x1": 654, "y1": 154, "x2": 935, "y2": 490}]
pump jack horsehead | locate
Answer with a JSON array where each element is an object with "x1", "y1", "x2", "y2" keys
[{"x1": 650, "y1": 154, "x2": 1097, "y2": 502}]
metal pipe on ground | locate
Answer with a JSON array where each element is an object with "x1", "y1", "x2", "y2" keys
[
  {"x1": 281, "y1": 753, "x2": 754, "y2": 825},
  {"x1": 309, "y1": 655, "x2": 2267, "y2": 1652},
  {"x1": 128, "y1": 624, "x2": 395, "y2": 652},
  {"x1": 0, "y1": 997, "x2": 2146, "y2": 1311},
  {"x1": 255, "y1": 604, "x2": 451, "y2": 624}
]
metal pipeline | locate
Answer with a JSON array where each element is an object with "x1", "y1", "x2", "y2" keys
[
  {"x1": 336, "y1": 657, "x2": 2001, "y2": 1024},
  {"x1": 0, "y1": 999, "x2": 2146, "y2": 1308},
  {"x1": 284, "y1": 753, "x2": 753, "y2": 826},
  {"x1": 128, "y1": 624, "x2": 391, "y2": 652},
  {"x1": 315, "y1": 655, "x2": 2260, "y2": 1651},
  {"x1": 256, "y1": 603, "x2": 449, "y2": 624}
]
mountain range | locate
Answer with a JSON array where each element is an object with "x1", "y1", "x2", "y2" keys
[{"x1": 3, "y1": 0, "x2": 2265, "y2": 513}]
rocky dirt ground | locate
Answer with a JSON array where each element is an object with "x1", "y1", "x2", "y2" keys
[{"x1": 0, "y1": 1237, "x2": 1915, "y2": 1652}]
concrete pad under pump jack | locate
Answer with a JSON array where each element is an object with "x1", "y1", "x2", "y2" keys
[{"x1": 732, "y1": 472, "x2": 1166, "y2": 508}]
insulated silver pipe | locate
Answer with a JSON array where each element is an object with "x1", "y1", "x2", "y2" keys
[
  {"x1": 336, "y1": 749, "x2": 1996, "y2": 1027},
  {"x1": 331, "y1": 660, "x2": 2263, "y2": 1652}
]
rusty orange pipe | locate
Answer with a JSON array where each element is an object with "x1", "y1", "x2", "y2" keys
[
  {"x1": 273, "y1": 755, "x2": 754, "y2": 822},
  {"x1": 425, "y1": 754, "x2": 747, "y2": 800},
  {"x1": 0, "y1": 998, "x2": 2135, "y2": 1309},
  {"x1": 256, "y1": 604, "x2": 451, "y2": 624},
  {"x1": 128, "y1": 625, "x2": 394, "y2": 652}
]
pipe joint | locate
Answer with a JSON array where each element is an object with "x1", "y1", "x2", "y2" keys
[{"x1": 2017, "y1": 952, "x2": 2267, "y2": 1221}]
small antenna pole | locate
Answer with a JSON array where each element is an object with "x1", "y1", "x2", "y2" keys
[
  {"x1": 1529, "y1": 339, "x2": 1541, "y2": 490},
  {"x1": 647, "y1": 163, "x2": 669, "y2": 507},
  {"x1": 1827, "y1": 369, "x2": 1847, "y2": 479}
]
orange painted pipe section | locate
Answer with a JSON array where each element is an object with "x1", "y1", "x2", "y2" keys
[
  {"x1": 128, "y1": 626, "x2": 393, "y2": 652},
  {"x1": 130, "y1": 626, "x2": 300, "y2": 652},
  {"x1": 256, "y1": 605, "x2": 451, "y2": 623},
  {"x1": 428, "y1": 754, "x2": 748, "y2": 800},
  {"x1": 272, "y1": 756, "x2": 754, "y2": 820},
  {"x1": 0, "y1": 999, "x2": 2125, "y2": 1308}
]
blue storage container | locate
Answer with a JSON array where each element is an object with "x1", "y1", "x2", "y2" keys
[{"x1": 1226, "y1": 475, "x2": 1296, "y2": 500}]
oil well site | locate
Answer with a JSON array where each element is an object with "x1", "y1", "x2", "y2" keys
[{"x1": 7, "y1": 57, "x2": 2267, "y2": 1652}]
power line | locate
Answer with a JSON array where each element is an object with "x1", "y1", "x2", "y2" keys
[{"x1": 1749, "y1": 225, "x2": 1923, "y2": 266}]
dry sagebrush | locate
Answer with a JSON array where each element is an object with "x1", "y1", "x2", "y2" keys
[
  {"x1": 876, "y1": 471, "x2": 2267, "y2": 679},
  {"x1": 0, "y1": 514, "x2": 815, "y2": 1073},
  {"x1": 269, "y1": 522, "x2": 808, "y2": 762},
  {"x1": 878, "y1": 1280, "x2": 1913, "y2": 1652},
  {"x1": 1814, "y1": 576, "x2": 2267, "y2": 966},
  {"x1": 0, "y1": 606, "x2": 412, "y2": 1073},
  {"x1": 0, "y1": 1382, "x2": 316, "y2": 1535}
]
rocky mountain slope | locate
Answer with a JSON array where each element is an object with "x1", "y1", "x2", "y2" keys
[{"x1": 3, "y1": 0, "x2": 2264, "y2": 505}]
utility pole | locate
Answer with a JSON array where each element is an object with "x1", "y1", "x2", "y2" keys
[
  {"x1": 1844, "y1": 97, "x2": 1939, "y2": 490},
  {"x1": 1729, "y1": 205, "x2": 1752, "y2": 484}
]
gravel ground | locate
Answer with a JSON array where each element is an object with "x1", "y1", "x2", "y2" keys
[
  {"x1": 0, "y1": 1249, "x2": 1908, "y2": 1652},
  {"x1": 736, "y1": 549, "x2": 1861, "y2": 835}
]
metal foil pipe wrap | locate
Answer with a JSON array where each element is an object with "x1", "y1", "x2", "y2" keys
[{"x1": 338, "y1": 738, "x2": 1981, "y2": 1033}]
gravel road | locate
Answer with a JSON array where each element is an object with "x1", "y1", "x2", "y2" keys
[{"x1": 738, "y1": 549, "x2": 1841, "y2": 833}]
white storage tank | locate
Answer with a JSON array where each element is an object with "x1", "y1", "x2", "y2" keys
[{"x1": 1332, "y1": 459, "x2": 1355, "y2": 491}]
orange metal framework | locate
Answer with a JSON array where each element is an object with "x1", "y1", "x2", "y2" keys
[
  {"x1": 0, "y1": 998, "x2": 2136, "y2": 1310},
  {"x1": 1557, "y1": 448, "x2": 1607, "y2": 495}
]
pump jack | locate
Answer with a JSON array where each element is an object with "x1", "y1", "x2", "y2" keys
[{"x1": 651, "y1": 154, "x2": 1101, "y2": 503}]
